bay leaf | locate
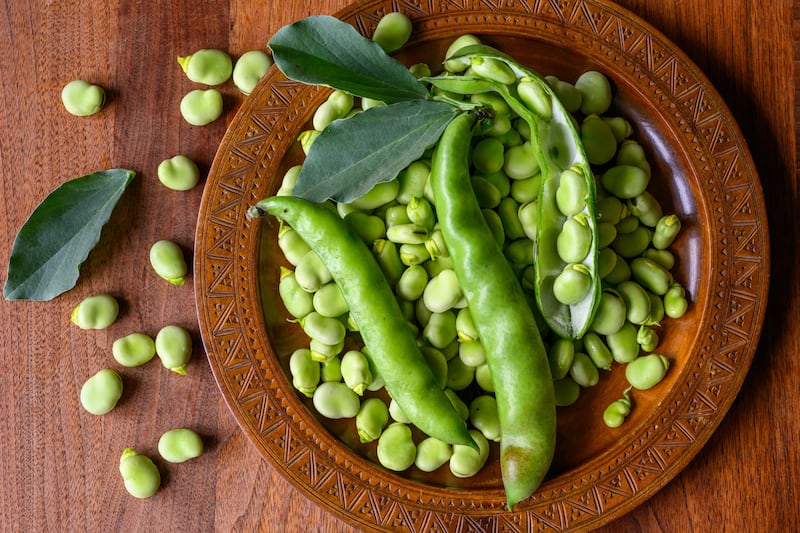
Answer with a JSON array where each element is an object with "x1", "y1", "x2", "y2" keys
[
  {"x1": 4, "y1": 168, "x2": 135, "y2": 301},
  {"x1": 269, "y1": 15, "x2": 428, "y2": 104},
  {"x1": 292, "y1": 100, "x2": 458, "y2": 203}
]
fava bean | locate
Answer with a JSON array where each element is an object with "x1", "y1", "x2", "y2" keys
[
  {"x1": 279, "y1": 268, "x2": 314, "y2": 319},
  {"x1": 377, "y1": 422, "x2": 416, "y2": 471},
  {"x1": 149, "y1": 240, "x2": 187, "y2": 285},
  {"x1": 388, "y1": 398, "x2": 411, "y2": 424},
  {"x1": 446, "y1": 355, "x2": 475, "y2": 391},
  {"x1": 575, "y1": 70, "x2": 612, "y2": 115},
  {"x1": 552, "y1": 264, "x2": 592, "y2": 305},
  {"x1": 312, "y1": 282, "x2": 349, "y2": 318},
  {"x1": 603, "y1": 254, "x2": 632, "y2": 285},
  {"x1": 503, "y1": 142, "x2": 539, "y2": 180},
  {"x1": 356, "y1": 397, "x2": 389, "y2": 443},
  {"x1": 344, "y1": 212, "x2": 386, "y2": 244},
  {"x1": 556, "y1": 168, "x2": 588, "y2": 217},
  {"x1": 415, "y1": 437, "x2": 453, "y2": 472},
  {"x1": 341, "y1": 350, "x2": 373, "y2": 395},
  {"x1": 423, "y1": 269, "x2": 463, "y2": 313},
  {"x1": 396, "y1": 161, "x2": 430, "y2": 204},
  {"x1": 449, "y1": 430, "x2": 490, "y2": 478},
  {"x1": 646, "y1": 291, "x2": 666, "y2": 325},
  {"x1": 547, "y1": 338, "x2": 575, "y2": 380},
  {"x1": 455, "y1": 308, "x2": 478, "y2": 342},
  {"x1": 616, "y1": 214, "x2": 640, "y2": 234},
  {"x1": 627, "y1": 191, "x2": 663, "y2": 227},
  {"x1": 637, "y1": 325, "x2": 659, "y2": 352},
  {"x1": 504, "y1": 238, "x2": 534, "y2": 266},
  {"x1": 601, "y1": 165, "x2": 650, "y2": 199},
  {"x1": 61, "y1": 80, "x2": 105, "y2": 116},
  {"x1": 552, "y1": 377, "x2": 581, "y2": 406},
  {"x1": 580, "y1": 114, "x2": 617, "y2": 165},
  {"x1": 158, "y1": 428, "x2": 204, "y2": 463},
  {"x1": 642, "y1": 248, "x2": 676, "y2": 271},
  {"x1": 597, "y1": 247, "x2": 618, "y2": 279},
  {"x1": 631, "y1": 257, "x2": 673, "y2": 295},
  {"x1": 615, "y1": 280, "x2": 652, "y2": 325},
  {"x1": 154, "y1": 325, "x2": 192, "y2": 374},
  {"x1": 444, "y1": 34, "x2": 482, "y2": 72},
  {"x1": 517, "y1": 78, "x2": 552, "y2": 120},
  {"x1": 626, "y1": 354, "x2": 670, "y2": 390},
  {"x1": 295, "y1": 250, "x2": 332, "y2": 292},
  {"x1": 458, "y1": 340, "x2": 486, "y2": 367},
  {"x1": 119, "y1": 448, "x2": 160, "y2": 499},
  {"x1": 312, "y1": 382, "x2": 360, "y2": 419},
  {"x1": 510, "y1": 174, "x2": 541, "y2": 204},
  {"x1": 497, "y1": 197, "x2": 526, "y2": 240},
  {"x1": 607, "y1": 321, "x2": 640, "y2": 364},
  {"x1": 544, "y1": 76, "x2": 582, "y2": 114},
  {"x1": 289, "y1": 348, "x2": 320, "y2": 397},
  {"x1": 474, "y1": 363, "x2": 494, "y2": 392},
  {"x1": 470, "y1": 55, "x2": 517, "y2": 85},
  {"x1": 596, "y1": 196, "x2": 626, "y2": 225},
  {"x1": 472, "y1": 137, "x2": 505, "y2": 174},
  {"x1": 603, "y1": 116, "x2": 633, "y2": 142},
  {"x1": 157, "y1": 155, "x2": 200, "y2": 191},
  {"x1": 372, "y1": 239, "x2": 404, "y2": 285},
  {"x1": 664, "y1": 283, "x2": 689, "y2": 318},
  {"x1": 396, "y1": 265, "x2": 428, "y2": 301},
  {"x1": 603, "y1": 393, "x2": 632, "y2": 428},
  {"x1": 596, "y1": 222, "x2": 617, "y2": 249},
  {"x1": 568, "y1": 352, "x2": 599, "y2": 387},
  {"x1": 177, "y1": 48, "x2": 232, "y2": 85},
  {"x1": 471, "y1": 176, "x2": 502, "y2": 209},
  {"x1": 350, "y1": 180, "x2": 399, "y2": 210},
  {"x1": 71, "y1": 293, "x2": 119, "y2": 330},
  {"x1": 423, "y1": 310, "x2": 457, "y2": 349},
  {"x1": 557, "y1": 215, "x2": 593, "y2": 263},
  {"x1": 652, "y1": 214, "x2": 682, "y2": 249},
  {"x1": 616, "y1": 140, "x2": 652, "y2": 177},
  {"x1": 469, "y1": 395, "x2": 501, "y2": 442},
  {"x1": 277, "y1": 226, "x2": 311, "y2": 266},
  {"x1": 180, "y1": 89, "x2": 223, "y2": 126},
  {"x1": 320, "y1": 355, "x2": 343, "y2": 382},
  {"x1": 232, "y1": 50, "x2": 272, "y2": 94},
  {"x1": 112, "y1": 333, "x2": 156, "y2": 367},
  {"x1": 583, "y1": 332, "x2": 613, "y2": 370},
  {"x1": 276, "y1": 165, "x2": 302, "y2": 197},
  {"x1": 80, "y1": 368, "x2": 123, "y2": 415},
  {"x1": 517, "y1": 200, "x2": 539, "y2": 241},
  {"x1": 591, "y1": 290, "x2": 627, "y2": 335},
  {"x1": 300, "y1": 311, "x2": 346, "y2": 346},
  {"x1": 372, "y1": 12, "x2": 412, "y2": 53}
]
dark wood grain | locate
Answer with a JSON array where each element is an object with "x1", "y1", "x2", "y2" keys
[{"x1": 0, "y1": 1, "x2": 795, "y2": 532}]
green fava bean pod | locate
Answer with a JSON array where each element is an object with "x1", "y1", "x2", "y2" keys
[
  {"x1": 356, "y1": 397, "x2": 389, "y2": 443},
  {"x1": 377, "y1": 422, "x2": 416, "y2": 471},
  {"x1": 250, "y1": 197, "x2": 474, "y2": 449},
  {"x1": 177, "y1": 49, "x2": 232, "y2": 85},
  {"x1": 312, "y1": 382, "x2": 360, "y2": 419},
  {"x1": 180, "y1": 89, "x2": 223, "y2": 126},
  {"x1": 415, "y1": 437, "x2": 453, "y2": 472},
  {"x1": 119, "y1": 448, "x2": 160, "y2": 499},
  {"x1": 430, "y1": 111, "x2": 554, "y2": 509},
  {"x1": 155, "y1": 325, "x2": 192, "y2": 375},
  {"x1": 149, "y1": 240, "x2": 187, "y2": 285},
  {"x1": 80, "y1": 368, "x2": 123, "y2": 415},
  {"x1": 443, "y1": 45, "x2": 601, "y2": 339},
  {"x1": 232, "y1": 50, "x2": 273, "y2": 95},
  {"x1": 71, "y1": 293, "x2": 119, "y2": 330},
  {"x1": 626, "y1": 354, "x2": 670, "y2": 390},
  {"x1": 157, "y1": 155, "x2": 200, "y2": 191},
  {"x1": 158, "y1": 428, "x2": 204, "y2": 463},
  {"x1": 61, "y1": 80, "x2": 105, "y2": 116},
  {"x1": 112, "y1": 333, "x2": 156, "y2": 367}
]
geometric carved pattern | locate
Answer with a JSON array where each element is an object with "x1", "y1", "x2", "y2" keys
[{"x1": 195, "y1": 0, "x2": 768, "y2": 530}]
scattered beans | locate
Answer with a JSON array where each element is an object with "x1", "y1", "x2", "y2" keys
[
  {"x1": 149, "y1": 240, "x2": 187, "y2": 285},
  {"x1": 232, "y1": 50, "x2": 272, "y2": 95},
  {"x1": 177, "y1": 49, "x2": 232, "y2": 85},
  {"x1": 157, "y1": 155, "x2": 200, "y2": 191},
  {"x1": 71, "y1": 293, "x2": 119, "y2": 330},
  {"x1": 119, "y1": 448, "x2": 160, "y2": 498},
  {"x1": 61, "y1": 80, "x2": 105, "y2": 116},
  {"x1": 80, "y1": 368, "x2": 123, "y2": 415},
  {"x1": 155, "y1": 325, "x2": 192, "y2": 375},
  {"x1": 180, "y1": 89, "x2": 223, "y2": 126},
  {"x1": 112, "y1": 333, "x2": 156, "y2": 367},
  {"x1": 158, "y1": 428, "x2": 204, "y2": 463}
]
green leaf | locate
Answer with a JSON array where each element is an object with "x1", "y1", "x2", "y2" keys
[
  {"x1": 269, "y1": 15, "x2": 429, "y2": 104},
  {"x1": 4, "y1": 169, "x2": 135, "y2": 301},
  {"x1": 293, "y1": 100, "x2": 458, "y2": 203}
]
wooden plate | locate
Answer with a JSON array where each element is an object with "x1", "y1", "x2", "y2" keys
[{"x1": 194, "y1": 0, "x2": 769, "y2": 530}]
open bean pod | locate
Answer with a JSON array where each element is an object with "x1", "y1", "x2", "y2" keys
[{"x1": 432, "y1": 44, "x2": 601, "y2": 340}]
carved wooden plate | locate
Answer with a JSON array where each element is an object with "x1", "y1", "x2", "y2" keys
[{"x1": 195, "y1": 0, "x2": 769, "y2": 530}]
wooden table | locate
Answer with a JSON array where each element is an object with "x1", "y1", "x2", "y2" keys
[{"x1": 0, "y1": 1, "x2": 795, "y2": 531}]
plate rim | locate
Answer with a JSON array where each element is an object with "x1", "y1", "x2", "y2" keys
[{"x1": 194, "y1": 0, "x2": 770, "y2": 530}]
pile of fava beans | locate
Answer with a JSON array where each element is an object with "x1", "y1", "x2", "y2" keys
[{"x1": 271, "y1": 28, "x2": 688, "y2": 478}]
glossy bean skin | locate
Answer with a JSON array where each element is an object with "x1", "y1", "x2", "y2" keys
[
  {"x1": 664, "y1": 283, "x2": 689, "y2": 318},
  {"x1": 312, "y1": 282, "x2": 349, "y2": 318},
  {"x1": 251, "y1": 197, "x2": 474, "y2": 448},
  {"x1": 341, "y1": 350, "x2": 373, "y2": 395},
  {"x1": 469, "y1": 395, "x2": 501, "y2": 442},
  {"x1": 607, "y1": 321, "x2": 640, "y2": 363},
  {"x1": 312, "y1": 382, "x2": 360, "y2": 419},
  {"x1": 279, "y1": 268, "x2": 314, "y2": 319},
  {"x1": 371, "y1": 12, "x2": 412, "y2": 53},
  {"x1": 80, "y1": 368, "x2": 123, "y2": 415},
  {"x1": 547, "y1": 338, "x2": 574, "y2": 380},
  {"x1": 157, "y1": 155, "x2": 200, "y2": 191},
  {"x1": 356, "y1": 397, "x2": 389, "y2": 443},
  {"x1": 154, "y1": 325, "x2": 192, "y2": 375},
  {"x1": 415, "y1": 437, "x2": 453, "y2": 472},
  {"x1": 232, "y1": 50, "x2": 273, "y2": 95},
  {"x1": 575, "y1": 70, "x2": 612, "y2": 115},
  {"x1": 71, "y1": 293, "x2": 119, "y2": 330},
  {"x1": 568, "y1": 352, "x2": 599, "y2": 387},
  {"x1": 615, "y1": 280, "x2": 652, "y2": 325},
  {"x1": 449, "y1": 429, "x2": 490, "y2": 478},
  {"x1": 149, "y1": 240, "x2": 187, "y2": 285},
  {"x1": 112, "y1": 333, "x2": 156, "y2": 367},
  {"x1": 180, "y1": 89, "x2": 223, "y2": 126},
  {"x1": 61, "y1": 80, "x2": 105, "y2": 116},
  {"x1": 583, "y1": 332, "x2": 613, "y2": 370},
  {"x1": 119, "y1": 448, "x2": 160, "y2": 499},
  {"x1": 289, "y1": 348, "x2": 320, "y2": 397},
  {"x1": 601, "y1": 165, "x2": 650, "y2": 199},
  {"x1": 626, "y1": 354, "x2": 670, "y2": 390},
  {"x1": 377, "y1": 422, "x2": 416, "y2": 471},
  {"x1": 631, "y1": 257, "x2": 673, "y2": 295},
  {"x1": 158, "y1": 428, "x2": 204, "y2": 463},
  {"x1": 580, "y1": 114, "x2": 617, "y2": 165},
  {"x1": 300, "y1": 311, "x2": 346, "y2": 346},
  {"x1": 277, "y1": 226, "x2": 311, "y2": 266},
  {"x1": 590, "y1": 290, "x2": 627, "y2": 335},
  {"x1": 652, "y1": 214, "x2": 682, "y2": 249},
  {"x1": 177, "y1": 48, "x2": 232, "y2": 85},
  {"x1": 603, "y1": 394, "x2": 632, "y2": 428},
  {"x1": 430, "y1": 111, "x2": 554, "y2": 509}
]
